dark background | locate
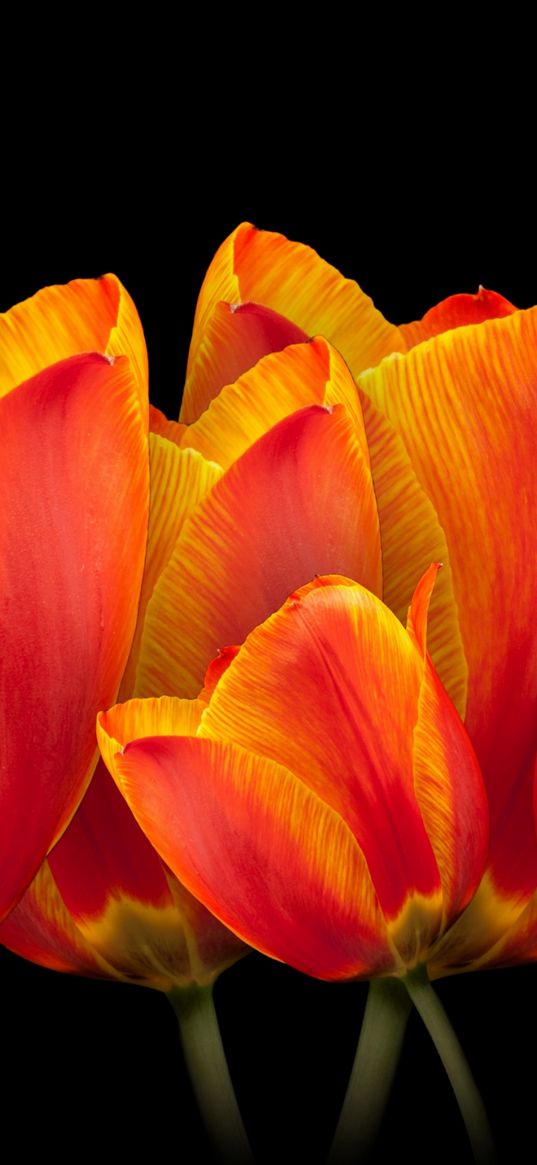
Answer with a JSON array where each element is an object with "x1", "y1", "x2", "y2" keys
[{"x1": 1, "y1": 148, "x2": 536, "y2": 1165}]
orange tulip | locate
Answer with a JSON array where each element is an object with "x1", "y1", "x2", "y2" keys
[
  {"x1": 0, "y1": 276, "x2": 150, "y2": 922},
  {"x1": 96, "y1": 569, "x2": 488, "y2": 982}
]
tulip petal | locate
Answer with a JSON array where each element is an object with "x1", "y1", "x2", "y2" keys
[
  {"x1": 358, "y1": 309, "x2": 537, "y2": 899},
  {"x1": 200, "y1": 578, "x2": 443, "y2": 935},
  {"x1": 114, "y1": 735, "x2": 394, "y2": 980},
  {"x1": 47, "y1": 761, "x2": 195, "y2": 986},
  {"x1": 359, "y1": 309, "x2": 537, "y2": 903},
  {"x1": 406, "y1": 570, "x2": 488, "y2": 931},
  {"x1": 120, "y1": 436, "x2": 222, "y2": 697},
  {"x1": 399, "y1": 287, "x2": 517, "y2": 347},
  {"x1": 135, "y1": 405, "x2": 382, "y2": 699},
  {"x1": 180, "y1": 336, "x2": 371, "y2": 472},
  {"x1": 0, "y1": 353, "x2": 149, "y2": 919},
  {"x1": 97, "y1": 694, "x2": 207, "y2": 776},
  {"x1": 182, "y1": 223, "x2": 405, "y2": 423},
  {"x1": 181, "y1": 300, "x2": 309, "y2": 423},
  {"x1": 359, "y1": 388, "x2": 467, "y2": 716},
  {"x1": 0, "y1": 860, "x2": 118, "y2": 978},
  {"x1": 0, "y1": 273, "x2": 147, "y2": 414},
  {"x1": 149, "y1": 404, "x2": 187, "y2": 446}
]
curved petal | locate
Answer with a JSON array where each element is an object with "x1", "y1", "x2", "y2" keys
[
  {"x1": 181, "y1": 300, "x2": 308, "y2": 423},
  {"x1": 97, "y1": 695, "x2": 207, "y2": 776},
  {"x1": 399, "y1": 287, "x2": 517, "y2": 347},
  {"x1": 359, "y1": 308, "x2": 537, "y2": 905},
  {"x1": 135, "y1": 405, "x2": 382, "y2": 699},
  {"x1": 406, "y1": 569, "x2": 488, "y2": 936},
  {"x1": 359, "y1": 388, "x2": 467, "y2": 716},
  {"x1": 182, "y1": 223, "x2": 405, "y2": 422},
  {"x1": 180, "y1": 336, "x2": 371, "y2": 472},
  {"x1": 119, "y1": 436, "x2": 221, "y2": 698},
  {"x1": 114, "y1": 735, "x2": 394, "y2": 981},
  {"x1": 0, "y1": 273, "x2": 147, "y2": 414},
  {"x1": 200, "y1": 577, "x2": 444, "y2": 941},
  {"x1": 0, "y1": 353, "x2": 149, "y2": 919}
]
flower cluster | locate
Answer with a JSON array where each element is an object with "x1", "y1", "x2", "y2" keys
[{"x1": 1, "y1": 224, "x2": 537, "y2": 998}]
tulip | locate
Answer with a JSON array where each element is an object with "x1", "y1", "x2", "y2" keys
[
  {"x1": 0, "y1": 275, "x2": 150, "y2": 921},
  {"x1": 98, "y1": 567, "x2": 488, "y2": 982}
]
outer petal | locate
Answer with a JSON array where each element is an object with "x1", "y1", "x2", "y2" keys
[
  {"x1": 114, "y1": 735, "x2": 394, "y2": 981},
  {"x1": 182, "y1": 223, "x2": 405, "y2": 421},
  {"x1": 135, "y1": 405, "x2": 382, "y2": 699},
  {"x1": 0, "y1": 273, "x2": 147, "y2": 416},
  {"x1": 359, "y1": 308, "x2": 537, "y2": 909},
  {"x1": 399, "y1": 287, "x2": 517, "y2": 347},
  {"x1": 180, "y1": 336, "x2": 371, "y2": 472},
  {"x1": 200, "y1": 577, "x2": 449, "y2": 955},
  {"x1": 0, "y1": 353, "x2": 149, "y2": 919},
  {"x1": 119, "y1": 436, "x2": 221, "y2": 698}
]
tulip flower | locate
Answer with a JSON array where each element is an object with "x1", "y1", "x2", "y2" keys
[{"x1": 0, "y1": 275, "x2": 150, "y2": 921}]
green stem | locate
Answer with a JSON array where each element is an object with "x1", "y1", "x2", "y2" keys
[
  {"x1": 403, "y1": 965, "x2": 496, "y2": 1165},
  {"x1": 168, "y1": 984, "x2": 255, "y2": 1164},
  {"x1": 327, "y1": 977, "x2": 412, "y2": 1164}
]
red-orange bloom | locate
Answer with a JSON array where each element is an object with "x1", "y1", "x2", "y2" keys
[
  {"x1": 96, "y1": 570, "x2": 488, "y2": 981},
  {"x1": 0, "y1": 277, "x2": 149, "y2": 921}
]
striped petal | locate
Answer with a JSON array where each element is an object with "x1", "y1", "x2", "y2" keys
[
  {"x1": 399, "y1": 287, "x2": 517, "y2": 347},
  {"x1": 359, "y1": 308, "x2": 537, "y2": 908},
  {"x1": 119, "y1": 436, "x2": 222, "y2": 698},
  {"x1": 0, "y1": 353, "x2": 149, "y2": 919},
  {"x1": 114, "y1": 735, "x2": 394, "y2": 981},
  {"x1": 135, "y1": 405, "x2": 382, "y2": 700},
  {"x1": 180, "y1": 300, "x2": 308, "y2": 423},
  {"x1": 180, "y1": 336, "x2": 371, "y2": 472},
  {"x1": 182, "y1": 223, "x2": 405, "y2": 421},
  {"x1": 0, "y1": 273, "x2": 147, "y2": 416},
  {"x1": 200, "y1": 575, "x2": 485, "y2": 960},
  {"x1": 359, "y1": 388, "x2": 467, "y2": 716}
]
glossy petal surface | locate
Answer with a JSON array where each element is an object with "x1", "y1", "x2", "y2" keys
[{"x1": 0, "y1": 353, "x2": 149, "y2": 918}]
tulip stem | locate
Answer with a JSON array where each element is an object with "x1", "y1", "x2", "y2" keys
[
  {"x1": 327, "y1": 976, "x2": 412, "y2": 1164},
  {"x1": 168, "y1": 984, "x2": 254, "y2": 1164},
  {"x1": 403, "y1": 965, "x2": 496, "y2": 1165}
]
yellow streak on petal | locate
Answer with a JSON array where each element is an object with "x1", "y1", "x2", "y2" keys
[
  {"x1": 386, "y1": 889, "x2": 445, "y2": 971},
  {"x1": 120, "y1": 437, "x2": 222, "y2": 698},
  {"x1": 97, "y1": 695, "x2": 206, "y2": 779},
  {"x1": 359, "y1": 387, "x2": 467, "y2": 718}
]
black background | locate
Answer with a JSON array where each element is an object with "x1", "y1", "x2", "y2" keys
[{"x1": 1, "y1": 135, "x2": 536, "y2": 1165}]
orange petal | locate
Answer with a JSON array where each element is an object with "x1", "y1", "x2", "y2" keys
[
  {"x1": 407, "y1": 572, "x2": 488, "y2": 931},
  {"x1": 119, "y1": 436, "x2": 221, "y2": 697},
  {"x1": 0, "y1": 273, "x2": 147, "y2": 416},
  {"x1": 181, "y1": 300, "x2": 308, "y2": 423},
  {"x1": 359, "y1": 388, "x2": 467, "y2": 716},
  {"x1": 149, "y1": 404, "x2": 187, "y2": 446},
  {"x1": 359, "y1": 308, "x2": 537, "y2": 905},
  {"x1": 201, "y1": 577, "x2": 444, "y2": 935},
  {"x1": 115, "y1": 735, "x2": 394, "y2": 980},
  {"x1": 135, "y1": 405, "x2": 382, "y2": 699},
  {"x1": 399, "y1": 287, "x2": 517, "y2": 347},
  {"x1": 97, "y1": 694, "x2": 207, "y2": 777},
  {"x1": 0, "y1": 353, "x2": 149, "y2": 919},
  {"x1": 182, "y1": 223, "x2": 405, "y2": 422},
  {"x1": 180, "y1": 336, "x2": 371, "y2": 472}
]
